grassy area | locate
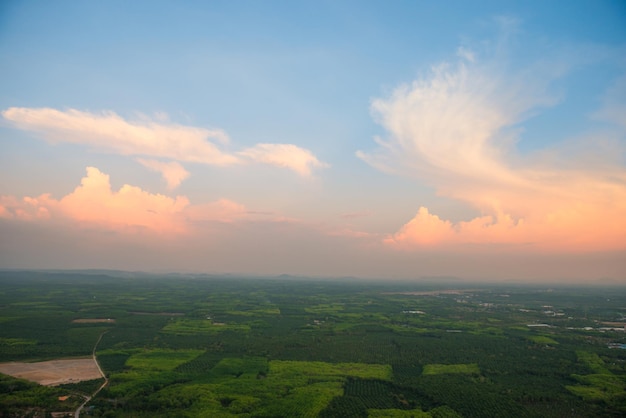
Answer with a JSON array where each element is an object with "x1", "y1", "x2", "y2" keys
[
  {"x1": 527, "y1": 335, "x2": 559, "y2": 345},
  {"x1": 126, "y1": 349, "x2": 204, "y2": 371},
  {"x1": 305, "y1": 303, "x2": 345, "y2": 314},
  {"x1": 209, "y1": 357, "x2": 268, "y2": 378},
  {"x1": 566, "y1": 374, "x2": 626, "y2": 402},
  {"x1": 368, "y1": 408, "x2": 431, "y2": 417},
  {"x1": 0, "y1": 338, "x2": 36, "y2": 346},
  {"x1": 129, "y1": 359, "x2": 387, "y2": 416},
  {"x1": 270, "y1": 360, "x2": 393, "y2": 381},
  {"x1": 565, "y1": 351, "x2": 625, "y2": 406},
  {"x1": 575, "y1": 351, "x2": 610, "y2": 374},
  {"x1": 160, "y1": 319, "x2": 251, "y2": 335},
  {"x1": 226, "y1": 307, "x2": 281, "y2": 316},
  {"x1": 422, "y1": 363, "x2": 480, "y2": 376}
]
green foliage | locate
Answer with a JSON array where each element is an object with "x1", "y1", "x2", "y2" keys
[
  {"x1": 97, "y1": 350, "x2": 134, "y2": 374},
  {"x1": 428, "y1": 405, "x2": 462, "y2": 418},
  {"x1": 1, "y1": 271, "x2": 625, "y2": 417},
  {"x1": 416, "y1": 374, "x2": 528, "y2": 417},
  {"x1": 392, "y1": 364, "x2": 423, "y2": 387},
  {"x1": 422, "y1": 363, "x2": 480, "y2": 376},
  {"x1": 527, "y1": 335, "x2": 559, "y2": 345},
  {"x1": 173, "y1": 350, "x2": 223, "y2": 374},
  {"x1": 343, "y1": 378, "x2": 422, "y2": 410},
  {"x1": 368, "y1": 408, "x2": 431, "y2": 417},
  {"x1": 210, "y1": 357, "x2": 268, "y2": 379},
  {"x1": 226, "y1": 306, "x2": 281, "y2": 316},
  {"x1": 269, "y1": 360, "x2": 393, "y2": 381},
  {"x1": 567, "y1": 373, "x2": 626, "y2": 403},
  {"x1": 0, "y1": 337, "x2": 36, "y2": 346},
  {"x1": 575, "y1": 351, "x2": 610, "y2": 374},
  {"x1": 305, "y1": 303, "x2": 345, "y2": 314},
  {"x1": 565, "y1": 349, "x2": 626, "y2": 414},
  {"x1": 262, "y1": 381, "x2": 343, "y2": 417},
  {"x1": 319, "y1": 395, "x2": 368, "y2": 417},
  {"x1": 161, "y1": 318, "x2": 251, "y2": 335},
  {"x1": 0, "y1": 373, "x2": 80, "y2": 415},
  {"x1": 125, "y1": 349, "x2": 204, "y2": 371},
  {"x1": 58, "y1": 377, "x2": 104, "y2": 396}
]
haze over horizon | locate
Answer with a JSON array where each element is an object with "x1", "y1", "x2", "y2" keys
[{"x1": 1, "y1": 1, "x2": 625, "y2": 282}]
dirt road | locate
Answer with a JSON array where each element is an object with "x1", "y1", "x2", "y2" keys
[{"x1": 74, "y1": 331, "x2": 109, "y2": 418}]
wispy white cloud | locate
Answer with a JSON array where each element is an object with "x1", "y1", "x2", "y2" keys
[
  {"x1": 2, "y1": 107, "x2": 238, "y2": 165},
  {"x1": 136, "y1": 158, "x2": 190, "y2": 190},
  {"x1": 239, "y1": 143, "x2": 329, "y2": 177},
  {"x1": 2, "y1": 107, "x2": 328, "y2": 182},
  {"x1": 359, "y1": 43, "x2": 626, "y2": 252},
  {"x1": 456, "y1": 46, "x2": 475, "y2": 63}
]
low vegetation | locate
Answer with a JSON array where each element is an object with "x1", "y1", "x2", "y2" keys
[
  {"x1": 422, "y1": 363, "x2": 480, "y2": 376},
  {"x1": 0, "y1": 271, "x2": 625, "y2": 417}
]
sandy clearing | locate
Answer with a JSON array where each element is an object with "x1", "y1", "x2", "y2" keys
[{"x1": 0, "y1": 358, "x2": 102, "y2": 386}]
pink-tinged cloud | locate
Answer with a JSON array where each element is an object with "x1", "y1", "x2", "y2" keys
[
  {"x1": 239, "y1": 143, "x2": 329, "y2": 177},
  {"x1": 0, "y1": 195, "x2": 52, "y2": 221},
  {"x1": 2, "y1": 107, "x2": 238, "y2": 165},
  {"x1": 360, "y1": 47, "x2": 626, "y2": 252},
  {"x1": 136, "y1": 158, "x2": 190, "y2": 190},
  {"x1": 2, "y1": 107, "x2": 328, "y2": 179},
  {"x1": 385, "y1": 205, "x2": 626, "y2": 252},
  {"x1": 0, "y1": 167, "x2": 253, "y2": 233},
  {"x1": 385, "y1": 207, "x2": 455, "y2": 246},
  {"x1": 59, "y1": 167, "x2": 189, "y2": 232}
]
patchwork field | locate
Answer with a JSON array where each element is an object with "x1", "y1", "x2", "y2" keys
[{"x1": 0, "y1": 271, "x2": 625, "y2": 417}]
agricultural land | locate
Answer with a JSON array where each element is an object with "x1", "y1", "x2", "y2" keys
[{"x1": 0, "y1": 271, "x2": 625, "y2": 417}]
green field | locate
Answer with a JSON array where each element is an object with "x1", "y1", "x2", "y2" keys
[
  {"x1": 422, "y1": 363, "x2": 480, "y2": 376},
  {"x1": 527, "y1": 335, "x2": 559, "y2": 345},
  {"x1": 0, "y1": 271, "x2": 625, "y2": 417},
  {"x1": 161, "y1": 318, "x2": 251, "y2": 335},
  {"x1": 125, "y1": 349, "x2": 204, "y2": 371}
]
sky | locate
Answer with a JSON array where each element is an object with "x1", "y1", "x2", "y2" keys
[{"x1": 1, "y1": 1, "x2": 625, "y2": 283}]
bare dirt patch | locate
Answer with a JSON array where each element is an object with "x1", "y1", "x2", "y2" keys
[
  {"x1": 71, "y1": 318, "x2": 116, "y2": 323},
  {"x1": 0, "y1": 358, "x2": 102, "y2": 386}
]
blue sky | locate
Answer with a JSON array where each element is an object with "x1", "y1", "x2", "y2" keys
[{"x1": 1, "y1": 1, "x2": 625, "y2": 281}]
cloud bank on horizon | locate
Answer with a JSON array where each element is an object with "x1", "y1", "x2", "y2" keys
[{"x1": 0, "y1": 3, "x2": 624, "y2": 281}]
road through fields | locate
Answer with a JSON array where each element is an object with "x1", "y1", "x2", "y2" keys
[{"x1": 74, "y1": 331, "x2": 108, "y2": 418}]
